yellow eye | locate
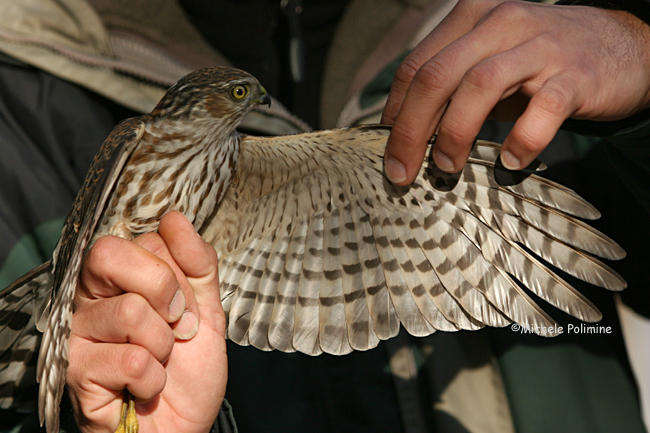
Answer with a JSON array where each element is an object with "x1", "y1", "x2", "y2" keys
[{"x1": 231, "y1": 84, "x2": 249, "y2": 100}]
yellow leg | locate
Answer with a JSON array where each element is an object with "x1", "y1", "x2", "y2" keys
[{"x1": 114, "y1": 392, "x2": 139, "y2": 433}]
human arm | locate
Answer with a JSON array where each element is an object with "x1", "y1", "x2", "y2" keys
[
  {"x1": 381, "y1": 0, "x2": 650, "y2": 184},
  {"x1": 66, "y1": 211, "x2": 227, "y2": 433}
]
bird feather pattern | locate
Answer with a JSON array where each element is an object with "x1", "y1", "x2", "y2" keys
[
  {"x1": 35, "y1": 119, "x2": 145, "y2": 433},
  {"x1": 0, "y1": 262, "x2": 51, "y2": 411},
  {"x1": 203, "y1": 125, "x2": 626, "y2": 354}
]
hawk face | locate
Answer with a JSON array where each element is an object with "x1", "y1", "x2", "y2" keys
[{"x1": 151, "y1": 66, "x2": 270, "y2": 125}]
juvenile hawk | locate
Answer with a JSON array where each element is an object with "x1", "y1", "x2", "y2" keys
[{"x1": 0, "y1": 67, "x2": 625, "y2": 432}]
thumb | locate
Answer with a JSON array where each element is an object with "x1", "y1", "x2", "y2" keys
[{"x1": 158, "y1": 211, "x2": 224, "y2": 334}]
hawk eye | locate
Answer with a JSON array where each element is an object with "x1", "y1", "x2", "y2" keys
[{"x1": 231, "y1": 84, "x2": 249, "y2": 100}]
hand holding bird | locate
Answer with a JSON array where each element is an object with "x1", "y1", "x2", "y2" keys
[{"x1": 66, "y1": 212, "x2": 226, "y2": 433}]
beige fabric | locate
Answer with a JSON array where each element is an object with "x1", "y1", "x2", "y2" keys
[
  {"x1": 388, "y1": 332, "x2": 515, "y2": 433},
  {"x1": 0, "y1": 0, "x2": 166, "y2": 112},
  {"x1": 335, "y1": 0, "x2": 457, "y2": 127},
  {"x1": 87, "y1": 0, "x2": 221, "y2": 66},
  {"x1": 321, "y1": 0, "x2": 406, "y2": 128},
  {"x1": 0, "y1": 0, "x2": 306, "y2": 133},
  {"x1": 0, "y1": 0, "x2": 111, "y2": 56},
  {"x1": 426, "y1": 333, "x2": 515, "y2": 433}
]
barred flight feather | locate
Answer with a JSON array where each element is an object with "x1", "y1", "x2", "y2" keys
[{"x1": 202, "y1": 126, "x2": 626, "y2": 355}]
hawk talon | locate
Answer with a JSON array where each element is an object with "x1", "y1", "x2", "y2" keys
[{"x1": 114, "y1": 393, "x2": 138, "y2": 433}]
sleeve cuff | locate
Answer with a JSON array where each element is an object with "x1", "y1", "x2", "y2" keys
[{"x1": 210, "y1": 399, "x2": 238, "y2": 433}]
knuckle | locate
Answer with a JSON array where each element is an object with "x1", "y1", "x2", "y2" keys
[
  {"x1": 438, "y1": 116, "x2": 469, "y2": 147},
  {"x1": 394, "y1": 56, "x2": 421, "y2": 87},
  {"x1": 491, "y1": 1, "x2": 530, "y2": 22},
  {"x1": 535, "y1": 86, "x2": 571, "y2": 115},
  {"x1": 117, "y1": 293, "x2": 149, "y2": 328},
  {"x1": 85, "y1": 237, "x2": 120, "y2": 275},
  {"x1": 572, "y1": 65, "x2": 595, "y2": 85},
  {"x1": 121, "y1": 345, "x2": 151, "y2": 380},
  {"x1": 510, "y1": 125, "x2": 545, "y2": 153},
  {"x1": 465, "y1": 60, "x2": 505, "y2": 91},
  {"x1": 535, "y1": 32, "x2": 560, "y2": 52},
  {"x1": 533, "y1": 33, "x2": 570, "y2": 66},
  {"x1": 414, "y1": 59, "x2": 451, "y2": 94}
]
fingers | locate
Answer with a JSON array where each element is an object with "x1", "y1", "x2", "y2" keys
[
  {"x1": 69, "y1": 212, "x2": 223, "y2": 431},
  {"x1": 134, "y1": 230, "x2": 200, "y2": 340},
  {"x1": 80, "y1": 236, "x2": 186, "y2": 324},
  {"x1": 73, "y1": 293, "x2": 175, "y2": 363},
  {"x1": 383, "y1": 1, "x2": 650, "y2": 183},
  {"x1": 381, "y1": 0, "x2": 498, "y2": 124},
  {"x1": 69, "y1": 341, "x2": 166, "y2": 401},
  {"x1": 67, "y1": 339, "x2": 166, "y2": 429},
  {"x1": 158, "y1": 212, "x2": 224, "y2": 334},
  {"x1": 434, "y1": 38, "x2": 547, "y2": 172},
  {"x1": 502, "y1": 73, "x2": 579, "y2": 169},
  {"x1": 77, "y1": 212, "x2": 217, "y2": 346},
  {"x1": 383, "y1": 1, "x2": 543, "y2": 183},
  {"x1": 158, "y1": 211, "x2": 219, "y2": 285}
]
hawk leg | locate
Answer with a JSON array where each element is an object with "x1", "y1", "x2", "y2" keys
[{"x1": 114, "y1": 391, "x2": 138, "y2": 433}]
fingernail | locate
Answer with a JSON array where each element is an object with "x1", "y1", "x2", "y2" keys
[
  {"x1": 434, "y1": 149, "x2": 455, "y2": 172},
  {"x1": 169, "y1": 290, "x2": 186, "y2": 322},
  {"x1": 384, "y1": 156, "x2": 407, "y2": 184},
  {"x1": 501, "y1": 150, "x2": 521, "y2": 170},
  {"x1": 173, "y1": 312, "x2": 198, "y2": 340}
]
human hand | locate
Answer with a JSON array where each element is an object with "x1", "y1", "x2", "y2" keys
[
  {"x1": 382, "y1": 0, "x2": 650, "y2": 184},
  {"x1": 67, "y1": 211, "x2": 226, "y2": 433}
]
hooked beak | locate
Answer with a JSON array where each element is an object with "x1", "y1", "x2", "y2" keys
[{"x1": 256, "y1": 86, "x2": 271, "y2": 107}]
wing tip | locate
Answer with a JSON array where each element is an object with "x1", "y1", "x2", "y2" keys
[{"x1": 610, "y1": 243, "x2": 627, "y2": 261}]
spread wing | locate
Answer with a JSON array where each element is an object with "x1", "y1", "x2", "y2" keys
[
  {"x1": 202, "y1": 125, "x2": 625, "y2": 356},
  {"x1": 37, "y1": 117, "x2": 145, "y2": 433}
]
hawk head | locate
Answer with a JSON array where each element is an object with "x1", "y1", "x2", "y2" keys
[{"x1": 151, "y1": 66, "x2": 270, "y2": 126}]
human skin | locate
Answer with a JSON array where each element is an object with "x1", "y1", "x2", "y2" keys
[
  {"x1": 382, "y1": 0, "x2": 650, "y2": 184},
  {"x1": 67, "y1": 211, "x2": 226, "y2": 433}
]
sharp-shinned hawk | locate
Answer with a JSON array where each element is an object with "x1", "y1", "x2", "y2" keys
[{"x1": 0, "y1": 66, "x2": 626, "y2": 432}]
